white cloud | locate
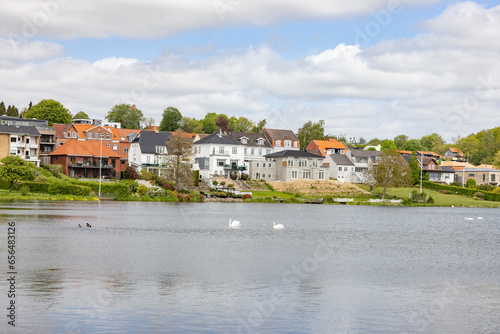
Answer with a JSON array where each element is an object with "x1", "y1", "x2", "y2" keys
[
  {"x1": 0, "y1": 38, "x2": 64, "y2": 65},
  {"x1": 0, "y1": 0, "x2": 438, "y2": 39},
  {"x1": 0, "y1": 1, "x2": 499, "y2": 142}
]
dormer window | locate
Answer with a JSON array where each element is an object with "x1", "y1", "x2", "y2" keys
[
  {"x1": 257, "y1": 138, "x2": 264, "y2": 145},
  {"x1": 276, "y1": 140, "x2": 281, "y2": 147},
  {"x1": 66, "y1": 132, "x2": 70, "y2": 138},
  {"x1": 72, "y1": 132, "x2": 77, "y2": 138},
  {"x1": 241, "y1": 138, "x2": 248, "y2": 144}
]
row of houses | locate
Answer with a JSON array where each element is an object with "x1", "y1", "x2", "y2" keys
[{"x1": 1, "y1": 115, "x2": 499, "y2": 187}]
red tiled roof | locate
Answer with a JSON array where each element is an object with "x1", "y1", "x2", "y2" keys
[{"x1": 49, "y1": 139, "x2": 121, "y2": 158}]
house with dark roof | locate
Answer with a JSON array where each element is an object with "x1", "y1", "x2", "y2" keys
[
  {"x1": 347, "y1": 148, "x2": 381, "y2": 183},
  {"x1": 261, "y1": 128, "x2": 300, "y2": 151},
  {"x1": 129, "y1": 130, "x2": 173, "y2": 174},
  {"x1": 257, "y1": 150, "x2": 327, "y2": 181},
  {"x1": 228, "y1": 131, "x2": 273, "y2": 164},
  {"x1": 443, "y1": 147, "x2": 465, "y2": 161},
  {"x1": 403, "y1": 155, "x2": 455, "y2": 185},
  {"x1": 193, "y1": 131, "x2": 246, "y2": 179},
  {"x1": 323, "y1": 154, "x2": 356, "y2": 182},
  {"x1": 0, "y1": 124, "x2": 41, "y2": 166},
  {"x1": 49, "y1": 139, "x2": 123, "y2": 179}
]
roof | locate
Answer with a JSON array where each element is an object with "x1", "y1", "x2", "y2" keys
[
  {"x1": 0, "y1": 124, "x2": 40, "y2": 136},
  {"x1": 307, "y1": 139, "x2": 347, "y2": 157},
  {"x1": 49, "y1": 139, "x2": 120, "y2": 158},
  {"x1": 195, "y1": 131, "x2": 242, "y2": 145},
  {"x1": 462, "y1": 168, "x2": 500, "y2": 172},
  {"x1": 132, "y1": 130, "x2": 174, "y2": 153},
  {"x1": 350, "y1": 148, "x2": 381, "y2": 158},
  {"x1": 439, "y1": 161, "x2": 476, "y2": 170},
  {"x1": 398, "y1": 150, "x2": 413, "y2": 155},
  {"x1": 477, "y1": 164, "x2": 499, "y2": 169},
  {"x1": 261, "y1": 128, "x2": 299, "y2": 142},
  {"x1": 446, "y1": 147, "x2": 465, "y2": 156},
  {"x1": 416, "y1": 150, "x2": 441, "y2": 157},
  {"x1": 228, "y1": 132, "x2": 273, "y2": 148},
  {"x1": 73, "y1": 124, "x2": 115, "y2": 140},
  {"x1": 329, "y1": 154, "x2": 354, "y2": 166},
  {"x1": 52, "y1": 123, "x2": 73, "y2": 138},
  {"x1": 265, "y1": 150, "x2": 323, "y2": 158},
  {"x1": 114, "y1": 128, "x2": 141, "y2": 142}
]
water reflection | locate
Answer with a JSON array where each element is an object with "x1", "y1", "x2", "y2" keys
[{"x1": 0, "y1": 202, "x2": 499, "y2": 333}]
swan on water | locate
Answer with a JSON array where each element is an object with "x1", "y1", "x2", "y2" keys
[
  {"x1": 228, "y1": 219, "x2": 241, "y2": 228},
  {"x1": 273, "y1": 222, "x2": 285, "y2": 230}
]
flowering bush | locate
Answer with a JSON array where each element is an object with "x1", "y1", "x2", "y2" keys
[
  {"x1": 148, "y1": 186, "x2": 166, "y2": 197},
  {"x1": 242, "y1": 194, "x2": 252, "y2": 199}
]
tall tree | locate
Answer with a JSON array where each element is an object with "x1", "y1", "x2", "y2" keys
[
  {"x1": 420, "y1": 133, "x2": 445, "y2": 153},
  {"x1": 381, "y1": 139, "x2": 397, "y2": 150},
  {"x1": 144, "y1": 117, "x2": 156, "y2": 128},
  {"x1": 6, "y1": 105, "x2": 19, "y2": 117},
  {"x1": 298, "y1": 120, "x2": 325, "y2": 150},
  {"x1": 165, "y1": 130, "x2": 194, "y2": 192},
  {"x1": 106, "y1": 104, "x2": 144, "y2": 129},
  {"x1": 180, "y1": 117, "x2": 203, "y2": 133},
  {"x1": 0, "y1": 155, "x2": 35, "y2": 192},
  {"x1": 215, "y1": 115, "x2": 231, "y2": 132},
  {"x1": 455, "y1": 135, "x2": 482, "y2": 165},
  {"x1": 365, "y1": 148, "x2": 412, "y2": 200},
  {"x1": 394, "y1": 134, "x2": 408, "y2": 149},
  {"x1": 159, "y1": 106, "x2": 182, "y2": 131},
  {"x1": 201, "y1": 113, "x2": 219, "y2": 134},
  {"x1": 23, "y1": 99, "x2": 71, "y2": 125},
  {"x1": 0, "y1": 101, "x2": 5, "y2": 115},
  {"x1": 251, "y1": 119, "x2": 266, "y2": 133},
  {"x1": 402, "y1": 139, "x2": 423, "y2": 152},
  {"x1": 229, "y1": 116, "x2": 254, "y2": 132},
  {"x1": 73, "y1": 111, "x2": 89, "y2": 119}
]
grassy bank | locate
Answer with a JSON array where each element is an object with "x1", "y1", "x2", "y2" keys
[{"x1": 0, "y1": 189, "x2": 99, "y2": 202}]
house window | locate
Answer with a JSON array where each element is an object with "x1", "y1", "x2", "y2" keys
[
  {"x1": 291, "y1": 170, "x2": 298, "y2": 179},
  {"x1": 72, "y1": 132, "x2": 77, "y2": 138},
  {"x1": 468, "y1": 173, "x2": 475, "y2": 177},
  {"x1": 288, "y1": 157, "x2": 294, "y2": 167},
  {"x1": 106, "y1": 133, "x2": 111, "y2": 139},
  {"x1": 266, "y1": 149, "x2": 271, "y2": 155},
  {"x1": 355, "y1": 167, "x2": 363, "y2": 173},
  {"x1": 66, "y1": 132, "x2": 70, "y2": 137},
  {"x1": 319, "y1": 170, "x2": 325, "y2": 180},
  {"x1": 259, "y1": 149, "x2": 262, "y2": 155},
  {"x1": 241, "y1": 138, "x2": 248, "y2": 144},
  {"x1": 492, "y1": 174, "x2": 496, "y2": 182},
  {"x1": 87, "y1": 133, "x2": 92, "y2": 139},
  {"x1": 124, "y1": 147, "x2": 128, "y2": 153},
  {"x1": 303, "y1": 170, "x2": 311, "y2": 179},
  {"x1": 11, "y1": 137, "x2": 17, "y2": 143},
  {"x1": 100, "y1": 133, "x2": 104, "y2": 139},
  {"x1": 312, "y1": 159, "x2": 318, "y2": 167},
  {"x1": 284, "y1": 140, "x2": 291, "y2": 147},
  {"x1": 251, "y1": 148, "x2": 255, "y2": 155},
  {"x1": 276, "y1": 140, "x2": 281, "y2": 147},
  {"x1": 344, "y1": 167, "x2": 348, "y2": 171},
  {"x1": 94, "y1": 133, "x2": 98, "y2": 139},
  {"x1": 244, "y1": 148, "x2": 247, "y2": 154},
  {"x1": 294, "y1": 141, "x2": 298, "y2": 147},
  {"x1": 339, "y1": 167, "x2": 342, "y2": 171},
  {"x1": 217, "y1": 159, "x2": 225, "y2": 167},
  {"x1": 106, "y1": 144, "x2": 110, "y2": 147},
  {"x1": 146, "y1": 156, "x2": 151, "y2": 163},
  {"x1": 113, "y1": 144, "x2": 118, "y2": 151},
  {"x1": 232, "y1": 147, "x2": 237, "y2": 154},
  {"x1": 299, "y1": 159, "x2": 307, "y2": 167},
  {"x1": 219, "y1": 147, "x2": 224, "y2": 154},
  {"x1": 483, "y1": 174, "x2": 486, "y2": 182}
]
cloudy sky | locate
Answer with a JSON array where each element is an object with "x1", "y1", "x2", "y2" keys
[{"x1": 1, "y1": 0, "x2": 499, "y2": 142}]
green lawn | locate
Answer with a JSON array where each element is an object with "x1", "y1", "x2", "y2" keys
[
  {"x1": 375, "y1": 186, "x2": 500, "y2": 207},
  {"x1": 0, "y1": 189, "x2": 99, "y2": 201},
  {"x1": 251, "y1": 190, "x2": 293, "y2": 199}
]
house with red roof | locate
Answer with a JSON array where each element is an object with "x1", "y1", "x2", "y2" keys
[
  {"x1": 261, "y1": 128, "x2": 300, "y2": 151},
  {"x1": 306, "y1": 138, "x2": 347, "y2": 157},
  {"x1": 49, "y1": 139, "x2": 123, "y2": 179}
]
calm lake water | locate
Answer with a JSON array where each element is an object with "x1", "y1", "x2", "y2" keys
[{"x1": 1, "y1": 201, "x2": 499, "y2": 333}]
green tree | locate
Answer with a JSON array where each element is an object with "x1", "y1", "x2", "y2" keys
[
  {"x1": 159, "y1": 106, "x2": 182, "y2": 132},
  {"x1": 365, "y1": 148, "x2": 412, "y2": 200},
  {"x1": 201, "y1": 113, "x2": 219, "y2": 134},
  {"x1": 7, "y1": 105, "x2": 19, "y2": 117},
  {"x1": 298, "y1": 120, "x2": 325, "y2": 150},
  {"x1": 180, "y1": 117, "x2": 203, "y2": 133},
  {"x1": 402, "y1": 139, "x2": 423, "y2": 152},
  {"x1": 229, "y1": 116, "x2": 254, "y2": 132},
  {"x1": 394, "y1": 134, "x2": 409, "y2": 149},
  {"x1": 106, "y1": 104, "x2": 144, "y2": 129},
  {"x1": 455, "y1": 135, "x2": 482, "y2": 165},
  {"x1": 24, "y1": 99, "x2": 71, "y2": 125},
  {"x1": 0, "y1": 155, "x2": 35, "y2": 192},
  {"x1": 367, "y1": 138, "x2": 383, "y2": 146},
  {"x1": 251, "y1": 119, "x2": 266, "y2": 133},
  {"x1": 165, "y1": 130, "x2": 194, "y2": 192},
  {"x1": 408, "y1": 154, "x2": 420, "y2": 185},
  {"x1": 381, "y1": 139, "x2": 397, "y2": 150},
  {"x1": 492, "y1": 150, "x2": 500, "y2": 169},
  {"x1": 0, "y1": 101, "x2": 5, "y2": 115},
  {"x1": 73, "y1": 111, "x2": 89, "y2": 119},
  {"x1": 420, "y1": 133, "x2": 445, "y2": 153}
]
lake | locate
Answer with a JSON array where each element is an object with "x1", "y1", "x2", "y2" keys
[{"x1": 1, "y1": 201, "x2": 499, "y2": 333}]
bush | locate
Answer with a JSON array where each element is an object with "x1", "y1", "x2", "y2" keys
[
  {"x1": 34, "y1": 175, "x2": 49, "y2": 183},
  {"x1": 466, "y1": 178, "x2": 476, "y2": 188},
  {"x1": 241, "y1": 173, "x2": 248, "y2": 181},
  {"x1": 410, "y1": 190, "x2": 427, "y2": 203},
  {"x1": 427, "y1": 197, "x2": 434, "y2": 204},
  {"x1": 220, "y1": 181, "x2": 226, "y2": 186},
  {"x1": 473, "y1": 192, "x2": 485, "y2": 200},
  {"x1": 43, "y1": 164, "x2": 63, "y2": 178},
  {"x1": 121, "y1": 179, "x2": 138, "y2": 193},
  {"x1": 227, "y1": 183, "x2": 234, "y2": 188},
  {"x1": 193, "y1": 170, "x2": 200, "y2": 186},
  {"x1": 450, "y1": 181, "x2": 462, "y2": 187},
  {"x1": 18, "y1": 181, "x2": 49, "y2": 193},
  {"x1": 136, "y1": 184, "x2": 149, "y2": 196},
  {"x1": 151, "y1": 173, "x2": 164, "y2": 187},
  {"x1": 148, "y1": 186, "x2": 166, "y2": 197},
  {"x1": 48, "y1": 182, "x2": 91, "y2": 196},
  {"x1": 477, "y1": 184, "x2": 494, "y2": 192},
  {"x1": 124, "y1": 166, "x2": 140, "y2": 180},
  {"x1": 242, "y1": 194, "x2": 252, "y2": 199},
  {"x1": 230, "y1": 173, "x2": 237, "y2": 180},
  {"x1": 140, "y1": 170, "x2": 153, "y2": 181},
  {"x1": 20, "y1": 185, "x2": 29, "y2": 196},
  {"x1": 212, "y1": 180, "x2": 218, "y2": 186}
]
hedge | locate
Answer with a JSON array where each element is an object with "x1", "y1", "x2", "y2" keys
[
  {"x1": 48, "y1": 182, "x2": 91, "y2": 196},
  {"x1": 70, "y1": 180, "x2": 129, "y2": 198},
  {"x1": 422, "y1": 181, "x2": 500, "y2": 201},
  {"x1": 18, "y1": 181, "x2": 50, "y2": 193}
]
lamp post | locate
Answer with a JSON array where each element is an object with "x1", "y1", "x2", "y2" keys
[
  {"x1": 99, "y1": 134, "x2": 102, "y2": 198},
  {"x1": 420, "y1": 151, "x2": 423, "y2": 194}
]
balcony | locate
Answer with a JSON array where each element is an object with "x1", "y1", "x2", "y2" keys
[
  {"x1": 211, "y1": 150, "x2": 230, "y2": 157},
  {"x1": 223, "y1": 164, "x2": 247, "y2": 171}
]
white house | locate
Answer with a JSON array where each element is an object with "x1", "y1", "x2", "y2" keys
[
  {"x1": 128, "y1": 130, "x2": 173, "y2": 174},
  {"x1": 0, "y1": 124, "x2": 41, "y2": 166},
  {"x1": 323, "y1": 154, "x2": 356, "y2": 182},
  {"x1": 193, "y1": 131, "x2": 246, "y2": 179}
]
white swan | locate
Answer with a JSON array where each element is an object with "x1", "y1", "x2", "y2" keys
[
  {"x1": 464, "y1": 217, "x2": 474, "y2": 221},
  {"x1": 228, "y1": 219, "x2": 241, "y2": 228},
  {"x1": 273, "y1": 222, "x2": 285, "y2": 230},
  {"x1": 477, "y1": 217, "x2": 483, "y2": 220}
]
